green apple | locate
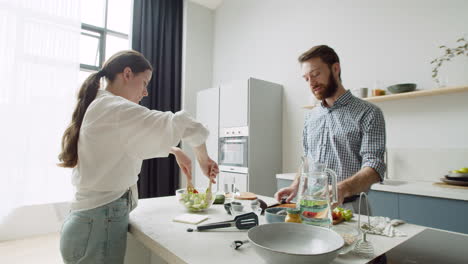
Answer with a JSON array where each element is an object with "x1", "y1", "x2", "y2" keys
[{"x1": 459, "y1": 168, "x2": 468, "y2": 173}]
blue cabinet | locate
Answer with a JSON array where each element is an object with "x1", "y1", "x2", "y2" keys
[
  {"x1": 369, "y1": 190, "x2": 468, "y2": 234},
  {"x1": 368, "y1": 190, "x2": 399, "y2": 219},
  {"x1": 276, "y1": 178, "x2": 292, "y2": 190}
]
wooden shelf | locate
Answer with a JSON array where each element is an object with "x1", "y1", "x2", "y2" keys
[{"x1": 303, "y1": 85, "x2": 468, "y2": 109}]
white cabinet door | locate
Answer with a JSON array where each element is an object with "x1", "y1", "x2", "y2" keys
[
  {"x1": 219, "y1": 171, "x2": 248, "y2": 193},
  {"x1": 195, "y1": 87, "x2": 219, "y2": 191},
  {"x1": 219, "y1": 80, "x2": 248, "y2": 128}
]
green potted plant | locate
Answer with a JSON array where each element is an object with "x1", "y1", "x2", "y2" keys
[{"x1": 431, "y1": 37, "x2": 468, "y2": 87}]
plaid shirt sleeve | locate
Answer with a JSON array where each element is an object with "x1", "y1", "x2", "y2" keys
[
  {"x1": 302, "y1": 114, "x2": 309, "y2": 157},
  {"x1": 359, "y1": 107, "x2": 386, "y2": 180}
]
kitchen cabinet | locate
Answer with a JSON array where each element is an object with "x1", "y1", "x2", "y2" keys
[
  {"x1": 218, "y1": 171, "x2": 248, "y2": 193},
  {"x1": 277, "y1": 178, "x2": 292, "y2": 191},
  {"x1": 369, "y1": 190, "x2": 468, "y2": 234},
  {"x1": 367, "y1": 190, "x2": 399, "y2": 219},
  {"x1": 219, "y1": 80, "x2": 248, "y2": 128},
  {"x1": 195, "y1": 87, "x2": 219, "y2": 191},
  {"x1": 197, "y1": 78, "x2": 283, "y2": 197}
]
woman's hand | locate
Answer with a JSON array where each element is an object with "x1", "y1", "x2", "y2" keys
[
  {"x1": 170, "y1": 147, "x2": 192, "y2": 180},
  {"x1": 198, "y1": 157, "x2": 219, "y2": 184},
  {"x1": 193, "y1": 143, "x2": 219, "y2": 183}
]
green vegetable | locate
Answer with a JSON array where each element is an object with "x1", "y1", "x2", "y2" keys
[
  {"x1": 213, "y1": 194, "x2": 225, "y2": 204},
  {"x1": 334, "y1": 207, "x2": 353, "y2": 221},
  {"x1": 179, "y1": 191, "x2": 213, "y2": 211}
]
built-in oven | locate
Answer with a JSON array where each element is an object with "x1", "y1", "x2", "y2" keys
[{"x1": 218, "y1": 126, "x2": 248, "y2": 174}]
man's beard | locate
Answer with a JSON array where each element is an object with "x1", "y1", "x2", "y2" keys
[{"x1": 313, "y1": 71, "x2": 338, "y2": 100}]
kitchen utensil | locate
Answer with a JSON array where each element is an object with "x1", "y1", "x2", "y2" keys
[
  {"x1": 447, "y1": 171, "x2": 468, "y2": 178},
  {"x1": 296, "y1": 156, "x2": 338, "y2": 228},
  {"x1": 224, "y1": 203, "x2": 232, "y2": 215},
  {"x1": 445, "y1": 175, "x2": 468, "y2": 181},
  {"x1": 331, "y1": 224, "x2": 360, "y2": 255},
  {"x1": 441, "y1": 177, "x2": 468, "y2": 186},
  {"x1": 386, "y1": 83, "x2": 416, "y2": 94},
  {"x1": 359, "y1": 87, "x2": 368, "y2": 98},
  {"x1": 205, "y1": 180, "x2": 213, "y2": 203},
  {"x1": 247, "y1": 223, "x2": 344, "y2": 264},
  {"x1": 264, "y1": 207, "x2": 287, "y2": 223},
  {"x1": 230, "y1": 192, "x2": 259, "y2": 216},
  {"x1": 234, "y1": 192, "x2": 257, "y2": 200},
  {"x1": 230, "y1": 201, "x2": 244, "y2": 215},
  {"x1": 192, "y1": 212, "x2": 258, "y2": 231},
  {"x1": 354, "y1": 192, "x2": 374, "y2": 258},
  {"x1": 231, "y1": 240, "x2": 249, "y2": 250},
  {"x1": 250, "y1": 199, "x2": 261, "y2": 215},
  {"x1": 186, "y1": 178, "x2": 196, "y2": 194}
]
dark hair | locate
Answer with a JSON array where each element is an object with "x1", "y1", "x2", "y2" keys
[
  {"x1": 58, "y1": 50, "x2": 152, "y2": 168},
  {"x1": 298, "y1": 45, "x2": 341, "y2": 79}
]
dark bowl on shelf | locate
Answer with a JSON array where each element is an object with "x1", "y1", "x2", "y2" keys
[{"x1": 386, "y1": 83, "x2": 417, "y2": 94}]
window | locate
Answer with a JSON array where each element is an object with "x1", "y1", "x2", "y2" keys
[{"x1": 80, "y1": 0, "x2": 132, "y2": 78}]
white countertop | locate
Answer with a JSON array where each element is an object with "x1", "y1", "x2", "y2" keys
[
  {"x1": 276, "y1": 172, "x2": 296, "y2": 180},
  {"x1": 370, "y1": 179, "x2": 468, "y2": 201},
  {"x1": 129, "y1": 195, "x2": 426, "y2": 264},
  {"x1": 276, "y1": 173, "x2": 468, "y2": 201}
]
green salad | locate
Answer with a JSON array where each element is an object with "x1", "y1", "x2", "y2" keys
[{"x1": 179, "y1": 191, "x2": 212, "y2": 211}]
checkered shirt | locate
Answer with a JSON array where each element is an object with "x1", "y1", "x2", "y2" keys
[{"x1": 303, "y1": 90, "x2": 386, "y2": 182}]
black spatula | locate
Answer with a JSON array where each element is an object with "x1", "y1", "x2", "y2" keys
[{"x1": 194, "y1": 212, "x2": 258, "y2": 231}]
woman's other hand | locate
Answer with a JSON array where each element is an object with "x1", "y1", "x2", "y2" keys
[{"x1": 193, "y1": 144, "x2": 219, "y2": 183}]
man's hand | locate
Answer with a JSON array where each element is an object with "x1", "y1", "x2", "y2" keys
[
  {"x1": 330, "y1": 183, "x2": 349, "y2": 209},
  {"x1": 330, "y1": 167, "x2": 381, "y2": 208},
  {"x1": 274, "y1": 185, "x2": 298, "y2": 203}
]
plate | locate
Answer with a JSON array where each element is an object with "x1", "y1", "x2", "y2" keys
[
  {"x1": 447, "y1": 171, "x2": 468, "y2": 177},
  {"x1": 445, "y1": 175, "x2": 468, "y2": 181},
  {"x1": 441, "y1": 178, "x2": 468, "y2": 186}
]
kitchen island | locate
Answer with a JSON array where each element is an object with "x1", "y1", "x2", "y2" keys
[{"x1": 129, "y1": 195, "x2": 430, "y2": 264}]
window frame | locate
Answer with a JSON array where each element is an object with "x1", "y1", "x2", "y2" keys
[{"x1": 80, "y1": 0, "x2": 130, "y2": 71}]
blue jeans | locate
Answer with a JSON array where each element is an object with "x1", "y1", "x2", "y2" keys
[{"x1": 60, "y1": 192, "x2": 130, "y2": 264}]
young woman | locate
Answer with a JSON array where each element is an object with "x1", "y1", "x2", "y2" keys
[{"x1": 58, "y1": 50, "x2": 218, "y2": 264}]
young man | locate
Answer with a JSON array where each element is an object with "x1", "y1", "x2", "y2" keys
[{"x1": 275, "y1": 45, "x2": 386, "y2": 213}]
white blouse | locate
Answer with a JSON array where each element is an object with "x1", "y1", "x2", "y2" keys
[{"x1": 70, "y1": 89, "x2": 209, "y2": 211}]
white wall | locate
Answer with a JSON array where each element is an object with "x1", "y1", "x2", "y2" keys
[
  {"x1": 208, "y1": 0, "x2": 468, "y2": 180},
  {"x1": 0, "y1": 202, "x2": 69, "y2": 241},
  {"x1": 181, "y1": 0, "x2": 215, "y2": 187}
]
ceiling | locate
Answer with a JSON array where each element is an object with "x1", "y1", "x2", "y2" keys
[{"x1": 189, "y1": 0, "x2": 224, "y2": 10}]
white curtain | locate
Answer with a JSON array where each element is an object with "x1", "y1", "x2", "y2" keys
[{"x1": 0, "y1": 0, "x2": 81, "y2": 221}]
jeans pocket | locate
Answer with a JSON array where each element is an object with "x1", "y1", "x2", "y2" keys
[
  {"x1": 60, "y1": 214, "x2": 93, "y2": 262},
  {"x1": 108, "y1": 200, "x2": 129, "y2": 221}
]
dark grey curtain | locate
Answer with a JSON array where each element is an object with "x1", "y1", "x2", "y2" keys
[{"x1": 132, "y1": 0, "x2": 183, "y2": 198}]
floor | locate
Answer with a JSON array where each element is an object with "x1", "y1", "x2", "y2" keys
[
  {"x1": 0, "y1": 232, "x2": 165, "y2": 264},
  {"x1": 0, "y1": 233, "x2": 62, "y2": 264}
]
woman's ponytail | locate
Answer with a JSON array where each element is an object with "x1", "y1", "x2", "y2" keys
[
  {"x1": 58, "y1": 71, "x2": 103, "y2": 168},
  {"x1": 58, "y1": 50, "x2": 152, "y2": 168}
]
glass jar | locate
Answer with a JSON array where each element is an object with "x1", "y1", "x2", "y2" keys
[
  {"x1": 231, "y1": 192, "x2": 260, "y2": 216},
  {"x1": 285, "y1": 208, "x2": 302, "y2": 223}
]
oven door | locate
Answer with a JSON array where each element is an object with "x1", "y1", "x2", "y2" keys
[{"x1": 219, "y1": 136, "x2": 248, "y2": 173}]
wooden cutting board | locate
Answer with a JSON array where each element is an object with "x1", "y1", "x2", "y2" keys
[
  {"x1": 433, "y1": 182, "x2": 468, "y2": 190},
  {"x1": 233, "y1": 192, "x2": 257, "y2": 200},
  {"x1": 271, "y1": 203, "x2": 296, "y2": 208}
]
